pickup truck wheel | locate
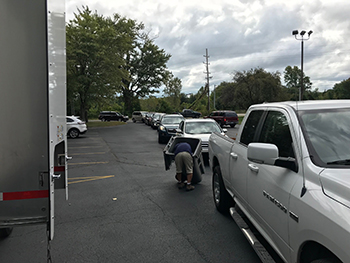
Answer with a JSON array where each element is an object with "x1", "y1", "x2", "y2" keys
[
  {"x1": 212, "y1": 166, "x2": 234, "y2": 213},
  {"x1": 311, "y1": 259, "x2": 341, "y2": 263},
  {"x1": 0, "y1": 227, "x2": 13, "y2": 238}
]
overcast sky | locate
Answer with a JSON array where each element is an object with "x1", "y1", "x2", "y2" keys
[{"x1": 66, "y1": 0, "x2": 350, "y2": 95}]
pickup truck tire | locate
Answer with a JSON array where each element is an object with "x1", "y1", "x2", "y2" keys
[
  {"x1": 0, "y1": 227, "x2": 13, "y2": 238},
  {"x1": 311, "y1": 259, "x2": 340, "y2": 263},
  {"x1": 212, "y1": 165, "x2": 234, "y2": 213}
]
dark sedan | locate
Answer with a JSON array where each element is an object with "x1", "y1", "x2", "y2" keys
[{"x1": 157, "y1": 114, "x2": 185, "y2": 143}]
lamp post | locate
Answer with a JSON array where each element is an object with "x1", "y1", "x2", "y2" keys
[{"x1": 292, "y1": 29, "x2": 313, "y2": 101}]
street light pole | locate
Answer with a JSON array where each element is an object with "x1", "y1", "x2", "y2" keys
[{"x1": 292, "y1": 30, "x2": 312, "y2": 101}]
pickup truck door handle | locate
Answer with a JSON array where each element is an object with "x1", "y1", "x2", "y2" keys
[
  {"x1": 230, "y1": 152, "x2": 238, "y2": 159},
  {"x1": 248, "y1": 163, "x2": 259, "y2": 173}
]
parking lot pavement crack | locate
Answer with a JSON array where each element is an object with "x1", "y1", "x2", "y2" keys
[
  {"x1": 137, "y1": 191, "x2": 211, "y2": 263},
  {"x1": 100, "y1": 138, "x2": 163, "y2": 168}
]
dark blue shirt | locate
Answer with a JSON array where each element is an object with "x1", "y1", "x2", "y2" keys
[{"x1": 174, "y1": 142, "x2": 193, "y2": 156}]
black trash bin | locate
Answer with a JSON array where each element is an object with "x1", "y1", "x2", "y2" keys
[{"x1": 163, "y1": 136, "x2": 205, "y2": 184}]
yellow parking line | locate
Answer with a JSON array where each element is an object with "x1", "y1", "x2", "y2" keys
[
  {"x1": 68, "y1": 175, "x2": 114, "y2": 184},
  {"x1": 68, "y1": 161, "x2": 109, "y2": 165},
  {"x1": 69, "y1": 152, "x2": 106, "y2": 156},
  {"x1": 69, "y1": 146, "x2": 104, "y2": 149}
]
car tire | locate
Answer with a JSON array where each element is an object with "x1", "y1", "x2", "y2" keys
[
  {"x1": 310, "y1": 259, "x2": 341, "y2": 263},
  {"x1": 158, "y1": 135, "x2": 164, "y2": 144},
  {"x1": 68, "y1": 128, "x2": 80, "y2": 139},
  {"x1": 212, "y1": 165, "x2": 234, "y2": 214},
  {"x1": 230, "y1": 124, "x2": 236, "y2": 128},
  {"x1": 0, "y1": 227, "x2": 13, "y2": 238}
]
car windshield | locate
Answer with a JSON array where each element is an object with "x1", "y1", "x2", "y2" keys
[
  {"x1": 185, "y1": 122, "x2": 222, "y2": 134},
  {"x1": 162, "y1": 116, "x2": 183, "y2": 124},
  {"x1": 299, "y1": 108, "x2": 350, "y2": 166}
]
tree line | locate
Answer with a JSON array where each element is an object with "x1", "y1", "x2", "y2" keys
[{"x1": 67, "y1": 7, "x2": 350, "y2": 120}]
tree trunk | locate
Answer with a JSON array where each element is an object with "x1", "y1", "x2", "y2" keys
[{"x1": 123, "y1": 89, "x2": 134, "y2": 117}]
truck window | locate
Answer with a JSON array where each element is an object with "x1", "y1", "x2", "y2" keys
[
  {"x1": 240, "y1": 110, "x2": 264, "y2": 146},
  {"x1": 258, "y1": 111, "x2": 295, "y2": 158}
]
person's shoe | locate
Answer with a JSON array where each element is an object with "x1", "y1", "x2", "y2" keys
[
  {"x1": 177, "y1": 182, "x2": 186, "y2": 189},
  {"x1": 186, "y1": 184, "x2": 195, "y2": 191}
]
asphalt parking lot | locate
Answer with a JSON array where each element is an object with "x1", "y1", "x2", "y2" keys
[{"x1": 0, "y1": 122, "x2": 262, "y2": 263}]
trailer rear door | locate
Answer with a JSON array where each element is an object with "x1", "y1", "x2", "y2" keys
[{"x1": 0, "y1": 0, "x2": 66, "y2": 240}]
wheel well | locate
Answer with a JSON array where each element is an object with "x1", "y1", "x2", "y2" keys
[
  {"x1": 212, "y1": 156, "x2": 220, "y2": 172},
  {"x1": 299, "y1": 241, "x2": 341, "y2": 263}
]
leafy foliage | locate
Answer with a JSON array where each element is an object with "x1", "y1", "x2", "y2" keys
[
  {"x1": 66, "y1": 6, "x2": 171, "y2": 120},
  {"x1": 121, "y1": 32, "x2": 172, "y2": 116},
  {"x1": 283, "y1": 66, "x2": 312, "y2": 100},
  {"x1": 332, "y1": 78, "x2": 350, "y2": 99},
  {"x1": 232, "y1": 68, "x2": 284, "y2": 110}
]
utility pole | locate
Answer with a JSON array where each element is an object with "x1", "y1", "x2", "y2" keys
[{"x1": 203, "y1": 48, "x2": 212, "y2": 112}]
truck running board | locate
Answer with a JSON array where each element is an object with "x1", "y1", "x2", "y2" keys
[{"x1": 230, "y1": 207, "x2": 275, "y2": 263}]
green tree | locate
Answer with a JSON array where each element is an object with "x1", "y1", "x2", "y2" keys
[
  {"x1": 332, "y1": 78, "x2": 350, "y2": 99},
  {"x1": 213, "y1": 82, "x2": 237, "y2": 110},
  {"x1": 163, "y1": 74, "x2": 182, "y2": 112},
  {"x1": 66, "y1": 7, "x2": 133, "y2": 120},
  {"x1": 121, "y1": 33, "x2": 172, "y2": 116},
  {"x1": 233, "y1": 68, "x2": 283, "y2": 110},
  {"x1": 284, "y1": 65, "x2": 312, "y2": 101}
]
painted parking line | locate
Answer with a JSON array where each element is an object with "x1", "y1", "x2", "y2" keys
[
  {"x1": 68, "y1": 175, "x2": 115, "y2": 184},
  {"x1": 68, "y1": 161, "x2": 109, "y2": 166},
  {"x1": 69, "y1": 152, "x2": 106, "y2": 156},
  {"x1": 68, "y1": 146, "x2": 104, "y2": 149}
]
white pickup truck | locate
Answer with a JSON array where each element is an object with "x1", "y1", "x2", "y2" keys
[{"x1": 208, "y1": 100, "x2": 350, "y2": 263}]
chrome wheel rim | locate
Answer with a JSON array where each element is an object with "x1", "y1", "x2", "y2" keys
[{"x1": 213, "y1": 173, "x2": 220, "y2": 205}]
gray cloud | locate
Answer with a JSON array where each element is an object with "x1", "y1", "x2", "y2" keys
[{"x1": 66, "y1": 0, "x2": 350, "y2": 94}]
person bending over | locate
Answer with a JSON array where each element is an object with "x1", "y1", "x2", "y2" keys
[{"x1": 174, "y1": 142, "x2": 194, "y2": 191}]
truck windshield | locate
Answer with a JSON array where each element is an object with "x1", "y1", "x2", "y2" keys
[{"x1": 299, "y1": 108, "x2": 350, "y2": 167}]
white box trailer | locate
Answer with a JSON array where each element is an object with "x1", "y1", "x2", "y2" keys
[{"x1": 0, "y1": 0, "x2": 67, "y2": 241}]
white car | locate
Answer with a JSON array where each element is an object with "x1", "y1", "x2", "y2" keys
[
  {"x1": 177, "y1": 118, "x2": 226, "y2": 154},
  {"x1": 66, "y1": 116, "x2": 87, "y2": 139}
]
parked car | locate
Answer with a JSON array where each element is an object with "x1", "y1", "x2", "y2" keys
[
  {"x1": 144, "y1": 112, "x2": 155, "y2": 126},
  {"x1": 157, "y1": 114, "x2": 185, "y2": 143},
  {"x1": 180, "y1": 109, "x2": 201, "y2": 118},
  {"x1": 98, "y1": 111, "x2": 128, "y2": 122},
  {"x1": 207, "y1": 110, "x2": 238, "y2": 127},
  {"x1": 177, "y1": 118, "x2": 226, "y2": 159},
  {"x1": 66, "y1": 116, "x2": 87, "y2": 139},
  {"x1": 132, "y1": 111, "x2": 148, "y2": 123},
  {"x1": 151, "y1": 113, "x2": 165, "y2": 129}
]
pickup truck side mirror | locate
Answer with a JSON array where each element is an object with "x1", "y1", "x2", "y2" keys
[
  {"x1": 175, "y1": 128, "x2": 183, "y2": 134},
  {"x1": 222, "y1": 128, "x2": 227, "y2": 133},
  {"x1": 247, "y1": 143, "x2": 298, "y2": 172}
]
